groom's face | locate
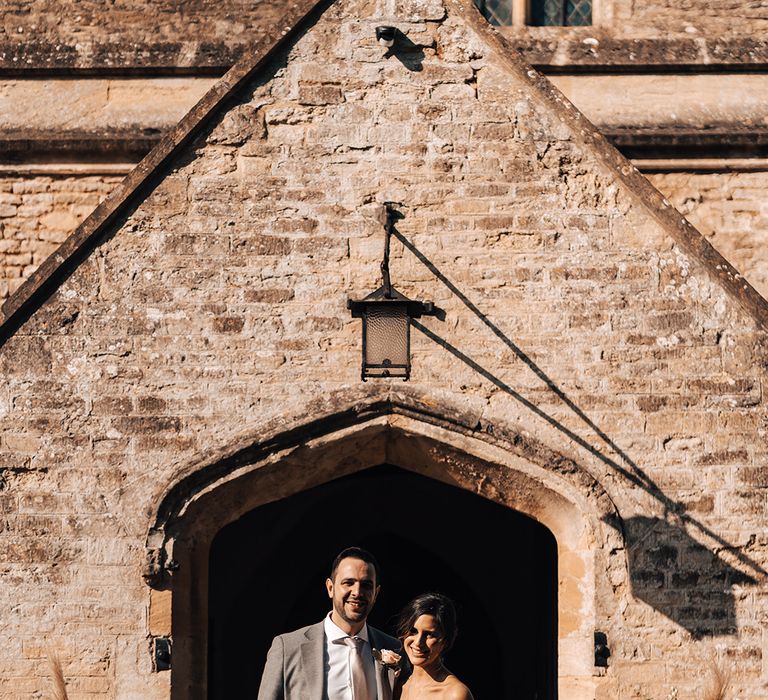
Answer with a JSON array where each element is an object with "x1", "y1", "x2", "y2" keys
[{"x1": 326, "y1": 557, "x2": 380, "y2": 632}]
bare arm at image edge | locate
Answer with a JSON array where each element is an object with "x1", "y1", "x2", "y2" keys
[{"x1": 257, "y1": 636, "x2": 285, "y2": 700}]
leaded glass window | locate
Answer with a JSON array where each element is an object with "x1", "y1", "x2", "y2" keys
[
  {"x1": 530, "y1": 0, "x2": 592, "y2": 25},
  {"x1": 475, "y1": 0, "x2": 513, "y2": 26},
  {"x1": 475, "y1": 0, "x2": 592, "y2": 26}
]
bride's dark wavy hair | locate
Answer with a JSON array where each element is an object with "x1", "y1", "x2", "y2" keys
[{"x1": 395, "y1": 592, "x2": 458, "y2": 652}]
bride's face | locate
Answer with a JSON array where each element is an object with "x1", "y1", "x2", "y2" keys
[{"x1": 403, "y1": 614, "x2": 445, "y2": 668}]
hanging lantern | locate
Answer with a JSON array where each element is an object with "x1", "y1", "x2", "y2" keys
[{"x1": 348, "y1": 204, "x2": 435, "y2": 381}]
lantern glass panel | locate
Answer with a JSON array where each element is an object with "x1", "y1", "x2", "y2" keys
[{"x1": 364, "y1": 304, "x2": 409, "y2": 370}]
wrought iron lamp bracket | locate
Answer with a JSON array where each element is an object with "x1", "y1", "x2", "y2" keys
[{"x1": 347, "y1": 204, "x2": 436, "y2": 381}]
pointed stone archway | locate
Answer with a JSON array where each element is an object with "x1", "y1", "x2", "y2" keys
[
  {"x1": 209, "y1": 464, "x2": 561, "y2": 698},
  {"x1": 143, "y1": 395, "x2": 627, "y2": 700}
]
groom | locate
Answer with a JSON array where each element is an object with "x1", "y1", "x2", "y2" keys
[{"x1": 257, "y1": 546, "x2": 401, "y2": 700}]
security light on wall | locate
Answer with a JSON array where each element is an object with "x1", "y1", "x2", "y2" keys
[
  {"x1": 348, "y1": 204, "x2": 435, "y2": 381},
  {"x1": 375, "y1": 26, "x2": 396, "y2": 47}
]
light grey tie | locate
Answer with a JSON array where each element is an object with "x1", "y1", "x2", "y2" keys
[{"x1": 342, "y1": 636, "x2": 371, "y2": 700}]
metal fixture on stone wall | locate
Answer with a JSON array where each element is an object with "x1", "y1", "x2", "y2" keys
[
  {"x1": 153, "y1": 637, "x2": 172, "y2": 672},
  {"x1": 594, "y1": 631, "x2": 610, "y2": 667},
  {"x1": 375, "y1": 25, "x2": 396, "y2": 47},
  {"x1": 348, "y1": 203, "x2": 435, "y2": 381}
]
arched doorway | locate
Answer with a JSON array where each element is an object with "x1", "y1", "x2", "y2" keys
[
  {"x1": 208, "y1": 464, "x2": 558, "y2": 699},
  {"x1": 151, "y1": 402, "x2": 626, "y2": 700}
]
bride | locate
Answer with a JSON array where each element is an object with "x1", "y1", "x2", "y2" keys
[{"x1": 394, "y1": 593, "x2": 474, "y2": 700}]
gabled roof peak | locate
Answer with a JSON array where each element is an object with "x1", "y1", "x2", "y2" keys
[{"x1": 1, "y1": 0, "x2": 767, "y2": 344}]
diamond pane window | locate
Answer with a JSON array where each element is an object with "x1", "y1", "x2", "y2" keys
[
  {"x1": 530, "y1": 0, "x2": 592, "y2": 25},
  {"x1": 476, "y1": 0, "x2": 592, "y2": 26},
  {"x1": 566, "y1": 0, "x2": 592, "y2": 25},
  {"x1": 475, "y1": 0, "x2": 513, "y2": 26}
]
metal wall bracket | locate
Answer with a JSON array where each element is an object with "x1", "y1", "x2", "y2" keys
[
  {"x1": 594, "y1": 631, "x2": 610, "y2": 667},
  {"x1": 153, "y1": 636, "x2": 172, "y2": 672}
]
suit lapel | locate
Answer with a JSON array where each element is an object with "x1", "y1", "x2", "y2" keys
[
  {"x1": 301, "y1": 622, "x2": 326, "y2": 699},
  {"x1": 368, "y1": 628, "x2": 393, "y2": 700}
]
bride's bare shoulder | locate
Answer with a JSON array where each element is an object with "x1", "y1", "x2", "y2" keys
[{"x1": 444, "y1": 675, "x2": 474, "y2": 700}]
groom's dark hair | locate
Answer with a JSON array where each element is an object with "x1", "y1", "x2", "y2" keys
[{"x1": 330, "y1": 546, "x2": 381, "y2": 583}]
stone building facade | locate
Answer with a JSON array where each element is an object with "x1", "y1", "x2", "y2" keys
[
  {"x1": 0, "y1": 176, "x2": 123, "y2": 299},
  {"x1": 2, "y1": 0, "x2": 768, "y2": 302},
  {"x1": 1, "y1": 0, "x2": 768, "y2": 698}
]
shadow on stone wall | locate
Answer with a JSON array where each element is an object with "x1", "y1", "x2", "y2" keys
[
  {"x1": 384, "y1": 29, "x2": 425, "y2": 72},
  {"x1": 621, "y1": 515, "x2": 755, "y2": 638},
  {"x1": 391, "y1": 223, "x2": 765, "y2": 638}
]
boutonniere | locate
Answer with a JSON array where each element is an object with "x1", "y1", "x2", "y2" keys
[{"x1": 373, "y1": 648, "x2": 402, "y2": 669}]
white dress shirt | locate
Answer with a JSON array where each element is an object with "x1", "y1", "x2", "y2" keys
[{"x1": 324, "y1": 612, "x2": 378, "y2": 700}]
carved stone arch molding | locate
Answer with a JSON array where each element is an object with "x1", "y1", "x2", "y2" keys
[{"x1": 145, "y1": 388, "x2": 627, "y2": 700}]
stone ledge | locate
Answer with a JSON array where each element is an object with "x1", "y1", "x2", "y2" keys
[
  {"x1": 605, "y1": 128, "x2": 768, "y2": 160},
  {"x1": 4, "y1": 122, "x2": 768, "y2": 160},
  {"x1": 0, "y1": 131, "x2": 161, "y2": 161},
  {"x1": 0, "y1": 41, "x2": 239, "y2": 75},
  {"x1": 4, "y1": 36, "x2": 768, "y2": 74},
  {"x1": 8, "y1": 127, "x2": 767, "y2": 163},
  {"x1": 500, "y1": 33, "x2": 768, "y2": 70}
]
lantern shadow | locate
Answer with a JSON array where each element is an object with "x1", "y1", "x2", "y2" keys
[
  {"x1": 384, "y1": 30, "x2": 426, "y2": 72},
  {"x1": 392, "y1": 227, "x2": 766, "y2": 634},
  {"x1": 409, "y1": 319, "x2": 760, "y2": 636},
  {"x1": 620, "y1": 515, "x2": 755, "y2": 638}
]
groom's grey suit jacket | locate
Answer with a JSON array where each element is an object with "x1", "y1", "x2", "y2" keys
[{"x1": 257, "y1": 620, "x2": 401, "y2": 700}]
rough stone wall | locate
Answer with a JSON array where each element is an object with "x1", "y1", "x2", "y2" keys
[
  {"x1": 2, "y1": 0, "x2": 767, "y2": 50},
  {"x1": 1, "y1": 0, "x2": 767, "y2": 698},
  {"x1": 0, "y1": 78, "x2": 214, "y2": 135},
  {"x1": 648, "y1": 170, "x2": 768, "y2": 303},
  {"x1": 0, "y1": 175, "x2": 122, "y2": 299},
  {"x1": 610, "y1": 0, "x2": 768, "y2": 37},
  {"x1": 0, "y1": 0, "x2": 283, "y2": 44}
]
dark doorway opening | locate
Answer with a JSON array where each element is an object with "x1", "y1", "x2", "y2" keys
[{"x1": 208, "y1": 464, "x2": 558, "y2": 699}]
